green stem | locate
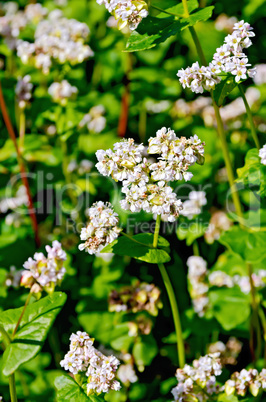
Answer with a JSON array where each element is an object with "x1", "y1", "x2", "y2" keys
[
  {"x1": 0, "y1": 326, "x2": 17, "y2": 402},
  {"x1": 238, "y1": 84, "x2": 260, "y2": 150},
  {"x1": 258, "y1": 307, "x2": 266, "y2": 365},
  {"x1": 248, "y1": 263, "x2": 261, "y2": 362},
  {"x1": 18, "y1": 108, "x2": 26, "y2": 153},
  {"x1": 158, "y1": 262, "x2": 186, "y2": 367},
  {"x1": 150, "y1": 5, "x2": 181, "y2": 17},
  {"x1": 12, "y1": 292, "x2": 32, "y2": 338},
  {"x1": 153, "y1": 215, "x2": 185, "y2": 367},
  {"x1": 9, "y1": 374, "x2": 18, "y2": 402},
  {"x1": 153, "y1": 214, "x2": 161, "y2": 248},
  {"x1": 188, "y1": 26, "x2": 207, "y2": 65},
  {"x1": 211, "y1": 97, "x2": 244, "y2": 224},
  {"x1": 192, "y1": 240, "x2": 199, "y2": 256},
  {"x1": 181, "y1": 0, "x2": 189, "y2": 17}
]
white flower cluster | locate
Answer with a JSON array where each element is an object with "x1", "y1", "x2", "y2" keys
[
  {"x1": 96, "y1": 129, "x2": 205, "y2": 222},
  {"x1": 180, "y1": 190, "x2": 207, "y2": 219},
  {"x1": 96, "y1": 0, "x2": 148, "y2": 31},
  {"x1": 259, "y1": 144, "x2": 266, "y2": 165},
  {"x1": 17, "y1": 9, "x2": 93, "y2": 74},
  {"x1": 188, "y1": 254, "x2": 266, "y2": 317},
  {"x1": 79, "y1": 105, "x2": 106, "y2": 133},
  {"x1": 15, "y1": 75, "x2": 33, "y2": 109},
  {"x1": 67, "y1": 159, "x2": 94, "y2": 175},
  {"x1": 209, "y1": 269, "x2": 266, "y2": 295},
  {"x1": 60, "y1": 331, "x2": 121, "y2": 395},
  {"x1": 0, "y1": 3, "x2": 37, "y2": 50},
  {"x1": 171, "y1": 353, "x2": 222, "y2": 401},
  {"x1": 187, "y1": 256, "x2": 209, "y2": 317},
  {"x1": 79, "y1": 201, "x2": 121, "y2": 254},
  {"x1": 48, "y1": 80, "x2": 78, "y2": 105},
  {"x1": 21, "y1": 240, "x2": 66, "y2": 293},
  {"x1": 177, "y1": 20, "x2": 256, "y2": 93},
  {"x1": 225, "y1": 368, "x2": 266, "y2": 397}
]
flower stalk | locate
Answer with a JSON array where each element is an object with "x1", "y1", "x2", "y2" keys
[
  {"x1": 0, "y1": 325, "x2": 18, "y2": 402},
  {"x1": 153, "y1": 215, "x2": 186, "y2": 367},
  {"x1": 0, "y1": 80, "x2": 40, "y2": 247},
  {"x1": 238, "y1": 83, "x2": 260, "y2": 150}
]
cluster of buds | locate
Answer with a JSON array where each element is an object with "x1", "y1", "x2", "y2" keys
[
  {"x1": 96, "y1": 129, "x2": 205, "y2": 222},
  {"x1": 96, "y1": 0, "x2": 148, "y2": 31},
  {"x1": 78, "y1": 201, "x2": 122, "y2": 254},
  {"x1": 187, "y1": 256, "x2": 209, "y2": 317},
  {"x1": 15, "y1": 75, "x2": 33, "y2": 110},
  {"x1": 207, "y1": 337, "x2": 242, "y2": 366},
  {"x1": 108, "y1": 282, "x2": 162, "y2": 316},
  {"x1": 79, "y1": 105, "x2": 106, "y2": 134},
  {"x1": 21, "y1": 240, "x2": 66, "y2": 294},
  {"x1": 17, "y1": 9, "x2": 93, "y2": 74},
  {"x1": 171, "y1": 353, "x2": 222, "y2": 401},
  {"x1": 128, "y1": 314, "x2": 153, "y2": 336},
  {"x1": 177, "y1": 20, "x2": 256, "y2": 93},
  {"x1": 67, "y1": 159, "x2": 94, "y2": 175},
  {"x1": 60, "y1": 331, "x2": 121, "y2": 395},
  {"x1": 48, "y1": 80, "x2": 78, "y2": 105},
  {"x1": 180, "y1": 191, "x2": 207, "y2": 219},
  {"x1": 259, "y1": 144, "x2": 266, "y2": 165},
  {"x1": 225, "y1": 368, "x2": 266, "y2": 397}
]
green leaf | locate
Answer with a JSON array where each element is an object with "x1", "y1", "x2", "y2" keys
[
  {"x1": 219, "y1": 226, "x2": 266, "y2": 263},
  {"x1": 181, "y1": 6, "x2": 214, "y2": 26},
  {"x1": 213, "y1": 75, "x2": 238, "y2": 106},
  {"x1": 0, "y1": 292, "x2": 67, "y2": 376},
  {"x1": 132, "y1": 335, "x2": 158, "y2": 366},
  {"x1": 125, "y1": 4, "x2": 214, "y2": 52},
  {"x1": 125, "y1": 16, "x2": 188, "y2": 52},
  {"x1": 209, "y1": 287, "x2": 250, "y2": 331},
  {"x1": 218, "y1": 394, "x2": 239, "y2": 402},
  {"x1": 101, "y1": 233, "x2": 171, "y2": 264},
  {"x1": 236, "y1": 148, "x2": 266, "y2": 197},
  {"x1": 55, "y1": 374, "x2": 104, "y2": 402}
]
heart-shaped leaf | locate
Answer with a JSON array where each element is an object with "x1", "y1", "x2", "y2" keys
[
  {"x1": 125, "y1": 3, "x2": 214, "y2": 52},
  {"x1": 0, "y1": 292, "x2": 67, "y2": 376},
  {"x1": 101, "y1": 233, "x2": 171, "y2": 263},
  {"x1": 55, "y1": 374, "x2": 104, "y2": 401}
]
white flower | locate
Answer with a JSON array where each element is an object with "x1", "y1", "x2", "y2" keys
[
  {"x1": 180, "y1": 191, "x2": 207, "y2": 219},
  {"x1": 79, "y1": 105, "x2": 106, "y2": 133},
  {"x1": 259, "y1": 144, "x2": 266, "y2": 165},
  {"x1": 48, "y1": 80, "x2": 78, "y2": 105},
  {"x1": 78, "y1": 202, "x2": 121, "y2": 254}
]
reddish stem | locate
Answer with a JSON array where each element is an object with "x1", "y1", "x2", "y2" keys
[
  {"x1": 118, "y1": 54, "x2": 132, "y2": 138},
  {"x1": 118, "y1": 78, "x2": 130, "y2": 138},
  {"x1": 0, "y1": 81, "x2": 40, "y2": 247}
]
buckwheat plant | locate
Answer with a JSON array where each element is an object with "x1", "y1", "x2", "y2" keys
[{"x1": 78, "y1": 128, "x2": 205, "y2": 369}]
